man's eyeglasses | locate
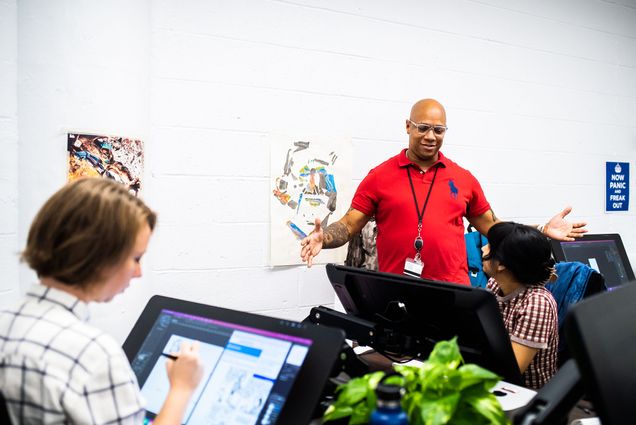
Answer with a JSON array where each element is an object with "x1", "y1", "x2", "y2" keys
[{"x1": 408, "y1": 119, "x2": 448, "y2": 136}]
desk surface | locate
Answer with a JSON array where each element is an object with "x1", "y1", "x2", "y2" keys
[{"x1": 492, "y1": 380, "x2": 537, "y2": 412}]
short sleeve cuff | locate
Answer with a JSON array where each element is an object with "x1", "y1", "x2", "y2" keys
[
  {"x1": 510, "y1": 335, "x2": 548, "y2": 349},
  {"x1": 350, "y1": 199, "x2": 374, "y2": 217},
  {"x1": 466, "y1": 202, "x2": 491, "y2": 219}
]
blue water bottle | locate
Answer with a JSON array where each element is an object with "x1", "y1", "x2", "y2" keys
[{"x1": 369, "y1": 383, "x2": 408, "y2": 425}]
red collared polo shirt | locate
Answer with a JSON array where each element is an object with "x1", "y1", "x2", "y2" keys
[{"x1": 351, "y1": 149, "x2": 491, "y2": 285}]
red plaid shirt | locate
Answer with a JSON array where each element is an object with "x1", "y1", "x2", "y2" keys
[{"x1": 487, "y1": 278, "x2": 559, "y2": 389}]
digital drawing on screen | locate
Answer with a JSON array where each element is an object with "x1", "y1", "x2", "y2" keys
[
  {"x1": 67, "y1": 133, "x2": 144, "y2": 196},
  {"x1": 270, "y1": 136, "x2": 352, "y2": 266},
  {"x1": 128, "y1": 307, "x2": 317, "y2": 425}
]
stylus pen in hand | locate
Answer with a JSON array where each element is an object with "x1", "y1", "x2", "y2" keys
[{"x1": 161, "y1": 352, "x2": 179, "y2": 361}]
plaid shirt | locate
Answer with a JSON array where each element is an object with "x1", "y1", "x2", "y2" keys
[
  {"x1": 487, "y1": 278, "x2": 558, "y2": 389},
  {"x1": 0, "y1": 284, "x2": 145, "y2": 424}
]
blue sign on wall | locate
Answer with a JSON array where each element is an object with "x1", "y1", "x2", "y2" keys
[{"x1": 606, "y1": 162, "x2": 629, "y2": 212}]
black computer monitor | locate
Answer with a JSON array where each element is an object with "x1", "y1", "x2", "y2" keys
[
  {"x1": 326, "y1": 264, "x2": 522, "y2": 385},
  {"x1": 550, "y1": 233, "x2": 634, "y2": 289},
  {"x1": 565, "y1": 281, "x2": 636, "y2": 425}
]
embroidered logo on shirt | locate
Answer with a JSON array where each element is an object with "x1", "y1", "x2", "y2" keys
[{"x1": 449, "y1": 180, "x2": 458, "y2": 199}]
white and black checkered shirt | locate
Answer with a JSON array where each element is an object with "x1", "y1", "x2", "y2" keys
[{"x1": 0, "y1": 284, "x2": 146, "y2": 424}]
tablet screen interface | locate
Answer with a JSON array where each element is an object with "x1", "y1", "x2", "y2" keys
[{"x1": 130, "y1": 309, "x2": 312, "y2": 425}]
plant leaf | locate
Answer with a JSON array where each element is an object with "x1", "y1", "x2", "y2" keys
[
  {"x1": 413, "y1": 393, "x2": 461, "y2": 425},
  {"x1": 457, "y1": 363, "x2": 501, "y2": 390},
  {"x1": 462, "y1": 392, "x2": 509, "y2": 425},
  {"x1": 406, "y1": 392, "x2": 434, "y2": 425},
  {"x1": 383, "y1": 374, "x2": 406, "y2": 387},
  {"x1": 337, "y1": 380, "x2": 369, "y2": 406},
  {"x1": 349, "y1": 405, "x2": 371, "y2": 425},
  {"x1": 323, "y1": 405, "x2": 353, "y2": 422},
  {"x1": 420, "y1": 365, "x2": 462, "y2": 398},
  {"x1": 366, "y1": 371, "x2": 386, "y2": 389},
  {"x1": 323, "y1": 371, "x2": 385, "y2": 424},
  {"x1": 428, "y1": 337, "x2": 463, "y2": 368},
  {"x1": 366, "y1": 371, "x2": 385, "y2": 412},
  {"x1": 395, "y1": 364, "x2": 424, "y2": 393},
  {"x1": 447, "y1": 404, "x2": 493, "y2": 425},
  {"x1": 335, "y1": 371, "x2": 383, "y2": 407}
]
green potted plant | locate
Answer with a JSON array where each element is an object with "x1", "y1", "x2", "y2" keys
[{"x1": 323, "y1": 337, "x2": 510, "y2": 425}]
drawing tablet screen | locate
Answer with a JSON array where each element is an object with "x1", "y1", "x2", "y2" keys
[
  {"x1": 551, "y1": 234, "x2": 634, "y2": 288},
  {"x1": 129, "y1": 308, "x2": 313, "y2": 425}
]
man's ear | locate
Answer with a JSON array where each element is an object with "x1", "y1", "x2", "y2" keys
[{"x1": 496, "y1": 263, "x2": 507, "y2": 273}]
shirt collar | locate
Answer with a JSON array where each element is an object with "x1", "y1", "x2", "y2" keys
[
  {"x1": 26, "y1": 284, "x2": 90, "y2": 322},
  {"x1": 495, "y1": 285, "x2": 526, "y2": 303},
  {"x1": 398, "y1": 148, "x2": 448, "y2": 169},
  {"x1": 494, "y1": 281, "x2": 544, "y2": 303}
]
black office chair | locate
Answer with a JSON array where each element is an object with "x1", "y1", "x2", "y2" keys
[{"x1": 0, "y1": 391, "x2": 13, "y2": 425}]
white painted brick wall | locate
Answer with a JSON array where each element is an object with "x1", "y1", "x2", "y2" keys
[
  {"x1": 0, "y1": 0, "x2": 19, "y2": 307},
  {"x1": 12, "y1": 0, "x2": 636, "y2": 342},
  {"x1": 16, "y1": 0, "x2": 152, "y2": 342}
]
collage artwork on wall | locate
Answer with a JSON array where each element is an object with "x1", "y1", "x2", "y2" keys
[
  {"x1": 67, "y1": 133, "x2": 144, "y2": 197},
  {"x1": 270, "y1": 135, "x2": 352, "y2": 266}
]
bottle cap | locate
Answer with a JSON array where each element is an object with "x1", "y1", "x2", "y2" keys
[{"x1": 375, "y1": 383, "x2": 403, "y2": 401}]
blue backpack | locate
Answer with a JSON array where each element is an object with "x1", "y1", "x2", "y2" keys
[{"x1": 465, "y1": 227, "x2": 488, "y2": 288}]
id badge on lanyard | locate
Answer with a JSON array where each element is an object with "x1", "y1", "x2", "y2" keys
[
  {"x1": 402, "y1": 165, "x2": 438, "y2": 278},
  {"x1": 404, "y1": 229, "x2": 424, "y2": 277}
]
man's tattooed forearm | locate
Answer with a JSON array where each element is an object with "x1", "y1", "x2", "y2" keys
[
  {"x1": 323, "y1": 222, "x2": 351, "y2": 248},
  {"x1": 489, "y1": 209, "x2": 498, "y2": 223}
]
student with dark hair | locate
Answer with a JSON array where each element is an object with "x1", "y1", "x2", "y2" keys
[
  {"x1": 0, "y1": 178, "x2": 203, "y2": 425},
  {"x1": 482, "y1": 222, "x2": 559, "y2": 389}
]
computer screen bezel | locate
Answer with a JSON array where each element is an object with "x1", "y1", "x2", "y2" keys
[
  {"x1": 122, "y1": 295, "x2": 345, "y2": 425},
  {"x1": 326, "y1": 263, "x2": 522, "y2": 385},
  {"x1": 550, "y1": 233, "x2": 635, "y2": 287}
]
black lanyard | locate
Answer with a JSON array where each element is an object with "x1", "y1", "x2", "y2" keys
[{"x1": 406, "y1": 165, "x2": 439, "y2": 258}]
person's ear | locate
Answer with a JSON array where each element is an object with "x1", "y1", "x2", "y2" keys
[{"x1": 405, "y1": 119, "x2": 412, "y2": 134}]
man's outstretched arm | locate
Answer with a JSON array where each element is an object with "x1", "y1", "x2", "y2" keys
[
  {"x1": 468, "y1": 206, "x2": 587, "y2": 241},
  {"x1": 300, "y1": 208, "x2": 371, "y2": 267},
  {"x1": 541, "y1": 206, "x2": 587, "y2": 241}
]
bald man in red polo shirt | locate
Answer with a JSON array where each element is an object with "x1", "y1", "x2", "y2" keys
[{"x1": 300, "y1": 99, "x2": 587, "y2": 285}]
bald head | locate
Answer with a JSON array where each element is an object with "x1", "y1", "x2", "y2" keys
[
  {"x1": 405, "y1": 98, "x2": 447, "y2": 169},
  {"x1": 410, "y1": 99, "x2": 446, "y2": 124}
]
